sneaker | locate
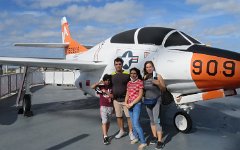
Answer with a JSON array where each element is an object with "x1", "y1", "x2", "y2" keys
[
  {"x1": 149, "y1": 137, "x2": 158, "y2": 144},
  {"x1": 138, "y1": 143, "x2": 147, "y2": 150},
  {"x1": 129, "y1": 132, "x2": 136, "y2": 141},
  {"x1": 115, "y1": 130, "x2": 125, "y2": 139},
  {"x1": 103, "y1": 136, "x2": 110, "y2": 145},
  {"x1": 130, "y1": 138, "x2": 139, "y2": 144},
  {"x1": 155, "y1": 141, "x2": 164, "y2": 150}
]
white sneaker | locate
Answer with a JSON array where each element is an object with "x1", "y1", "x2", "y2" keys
[
  {"x1": 138, "y1": 143, "x2": 147, "y2": 150},
  {"x1": 130, "y1": 138, "x2": 139, "y2": 144},
  {"x1": 129, "y1": 132, "x2": 136, "y2": 141},
  {"x1": 115, "y1": 130, "x2": 125, "y2": 139}
]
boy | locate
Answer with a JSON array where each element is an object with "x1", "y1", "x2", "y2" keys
[{"x1": 91, "y1": 74, "x2": 113, "y2": 145}]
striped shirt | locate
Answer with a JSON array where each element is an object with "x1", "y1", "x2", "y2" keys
[{"x1": 127, "y1": 79, "x2": 143, "y2": 104}]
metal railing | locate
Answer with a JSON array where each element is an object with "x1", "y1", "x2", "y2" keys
[
  {"x1": 43, "y1": 71, "x2": 80, "y2": 85},
  {"x1": 0, "y1": 72, "x2": 44, "y2": 98},
  {"x1": 0, "y1": 71, "x2": 79, "y2": 98}
]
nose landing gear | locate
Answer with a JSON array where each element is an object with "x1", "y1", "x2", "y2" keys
[{"x1": 174, "y1": 111, "x2": 192, "y2": 133}]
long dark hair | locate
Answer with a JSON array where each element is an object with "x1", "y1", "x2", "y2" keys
[
  {"x1": 143, "y1": 61, "x2": 155, "y2": 80},
  {"x1": 130, "y1": 67, "x2": 142, "y2": 80}
]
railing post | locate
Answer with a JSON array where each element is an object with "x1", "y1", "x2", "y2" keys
[{"x1": 0, "y1": 75, "x2": 1, "y2": 97}]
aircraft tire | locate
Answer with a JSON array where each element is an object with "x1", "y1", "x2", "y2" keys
[
  {"x1": 23, "y1": 94, "x2": 33, "y2": 117},
  {"x1": 23, "y1": 94, "x2": 31, "y2": 113},
  {"x1": 174, "y1": 111, "x2": 192, "y2": 133}
]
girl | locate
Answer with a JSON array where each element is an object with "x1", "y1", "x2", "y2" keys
[{"x1": 125, "y1": 67, "x2": 147, "y2": 150}]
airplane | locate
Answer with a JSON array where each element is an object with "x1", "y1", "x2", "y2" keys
[{"x1": 0, "y1": 17, "x2": 240, "y2": 133}]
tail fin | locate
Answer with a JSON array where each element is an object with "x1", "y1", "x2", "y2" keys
[{"x1": 61, "y1": 17, "x2": 87, "y2": 55}]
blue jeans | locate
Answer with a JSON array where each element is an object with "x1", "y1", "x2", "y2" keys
[{"x1": 129, "y1": 102, "x2": 146, "y2": 144}]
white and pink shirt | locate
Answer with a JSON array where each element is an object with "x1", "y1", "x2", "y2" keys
[{"x1": 127, "y1": 79, "x2": 144, "y2": 104}]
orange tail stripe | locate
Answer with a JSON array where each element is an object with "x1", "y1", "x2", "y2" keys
[{"x1": 62, "y1": 22, "x2": 87, "y2": 55}]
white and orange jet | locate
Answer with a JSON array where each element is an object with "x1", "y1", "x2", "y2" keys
[{"x1": 0, "y1": 17, "x2": 239, "y2": 133}]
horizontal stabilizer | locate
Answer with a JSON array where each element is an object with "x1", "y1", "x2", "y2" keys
[{"x1": 14, "y1": 43, "x2": 69, "y2": 48}]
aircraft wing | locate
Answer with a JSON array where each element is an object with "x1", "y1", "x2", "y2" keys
[{"x1": 0, "y1": 57, "x2": 107, "y2": 71}]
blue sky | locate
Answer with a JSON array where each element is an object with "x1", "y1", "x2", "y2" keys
[{"x1": 0, "y1": 0, "x2": 240, "y2": 58}]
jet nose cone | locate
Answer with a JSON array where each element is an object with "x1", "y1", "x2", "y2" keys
[
  {"x1": 189, "y1": 45, "x2": 240, "y2": 90},
  {"x1": 188, "y1": 45, "x2": 240, "y2": 61}
]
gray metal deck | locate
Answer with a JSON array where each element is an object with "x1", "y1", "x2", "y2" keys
[{"x1": 0, "y1": 85, "x2": 240, "y2": 150}]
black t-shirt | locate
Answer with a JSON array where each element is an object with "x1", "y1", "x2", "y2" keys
[{"x1": 111, "y1": 70, "x2": 130, "y2": 102}]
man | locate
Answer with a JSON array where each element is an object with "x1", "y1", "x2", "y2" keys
[{"x1": 111, "y1": 57, "x2": 135, "y2": 141}]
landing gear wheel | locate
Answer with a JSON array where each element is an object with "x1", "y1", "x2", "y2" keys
[
  {"x1": 174, "y1": 111, "x2": 192, "y2": 133},
  {"x1": 23, "y1": 94, "x2": 33, "y2": 117}
]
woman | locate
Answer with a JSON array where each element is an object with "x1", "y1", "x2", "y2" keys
[
  {"x1": 143, "y1": 61, "x2": 166, "y2": 150},
  {"x1": 125, "y1": 67, "x2": 147, "y2": 150}
]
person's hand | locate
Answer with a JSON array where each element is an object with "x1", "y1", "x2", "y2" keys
[
  {"x1": 129, "y1": 102, "x2": 134, "y2": 108},
  {"x1": 126, "y1": 102, "x2": 134, "y2": 109},
  {"x1": 125, "y1": 103, "x2": 130, "y2": 109},
  {"x1": 99, "y1": 80, "x2": 104, "y2": 84},
  {"x1": 176, "y1": 96, "x2": 182, "y2": 102},
  {"x1": 152, "y1": 79, "x2": 159, "y2": 85}
]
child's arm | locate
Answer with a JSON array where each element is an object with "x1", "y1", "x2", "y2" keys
[{"x1": 91, "y1": 81, "x2": 103, "y2": 89}]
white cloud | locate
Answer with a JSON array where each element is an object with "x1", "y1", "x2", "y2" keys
[
  {"x1": 24, "y1": 30, "x2": 59, "y2": 39},
  {"x1": 186, "y1": 0, "x2": 240, "y2": 15},
  {"x1": 167, "y1": 18, "x2": 197, "y2": 32},
  {"x1": 0, "y1": 18, "x2": 17, "y2": 32},
  {"x1": 15, "y1": 11, "x2": 47, "y2": 17},
  {"x1": 1, "y1": 14, "x2": 58, "y2": 32},
  {"x1": 15, "y1": 0, "x2": 84, "y2": 9},
  {"x1": 79, "y1": 25, "x2": 111, "y2": 44},
  {"x1": 56, "y1": 0, "x2": 144, "y2": 24},
  {"x1": 14, "y1": 0, "x2": 111, "y2": 9},
  {"x1": 0, "y1": 11, "x2": 9, "y2": 18},
  {"x1": 203, "y1": 24, "x2": 240, "y2": 37},
  {"x1": 0, "y1": 13, "x2": 61, "y2": 45}
]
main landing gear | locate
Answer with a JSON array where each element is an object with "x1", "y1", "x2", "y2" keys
[
  {"x1": 173, "y1": 103, "x2": 194, "y2": 133},
  {"x1": 16, "y1": 67, "x2": 33, "y2": 117},
  {"x1": 174, "y1": 111, "x2": 192, "y2": 133}
]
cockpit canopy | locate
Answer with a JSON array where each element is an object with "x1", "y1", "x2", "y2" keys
[{"x1": 110, "y1": 27, "x2": 202, "y2": 47}]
